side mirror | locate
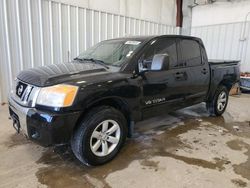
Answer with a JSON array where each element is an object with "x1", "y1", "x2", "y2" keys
[{"x1": 151, "y1": 54, "x2": 170, "y2": 71}]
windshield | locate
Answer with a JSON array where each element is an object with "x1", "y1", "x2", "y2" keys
[{"x1": 76, "y1": 39, "x2": 143, "y2": 67}]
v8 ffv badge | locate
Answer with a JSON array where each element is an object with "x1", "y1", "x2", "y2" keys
[{"x1": 145, "y1": 98, "x2": 166, "y2": 105}]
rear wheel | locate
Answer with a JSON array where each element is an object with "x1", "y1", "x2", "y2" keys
[
  {"x1": 206, "y1": 85, "x2": 229, "y2": 116},
  {"x1": 71, "y1": 106, "x2": 127, "y2": 166}
]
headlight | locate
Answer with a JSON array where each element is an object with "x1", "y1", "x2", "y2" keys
[{"x1": 36, "y1": 84, "x2": 78, "y2": 107}]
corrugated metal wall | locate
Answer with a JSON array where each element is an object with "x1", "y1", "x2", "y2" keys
[
  {"x1": 191, "y1": 21, "x2": 250, "y2": 72},
  {"x1": 0, "y1": 0, "x2": 178, "y2": 102}
]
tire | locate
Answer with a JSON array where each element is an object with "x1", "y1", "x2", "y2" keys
[
  {"x1": 71, "y1": 106, "x2": 127, "y2": 166},
  {"x1": 206, "y1": 85, "x2": 229, "y2": 116}
]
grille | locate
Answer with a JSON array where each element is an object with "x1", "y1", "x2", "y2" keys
[{"x1": 12, "y1": 79, "x2": 40, "y2": 107}]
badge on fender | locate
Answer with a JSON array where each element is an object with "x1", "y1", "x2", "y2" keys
[{"x1": 145, "y1": 98, "x2": 166, "y2": 105}]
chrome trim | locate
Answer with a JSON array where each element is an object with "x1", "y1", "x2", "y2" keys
[
  {"x1": 31, "y1": 88, "x2": 40, "y2": 107},
  {"x1": 8, "y1": 96, "x2": 31, "y2": 136}
]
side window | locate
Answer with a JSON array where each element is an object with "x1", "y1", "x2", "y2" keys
[
  {"x1": 180, "y1": 39, "x2": 202, "y2": 67},
  {"x1": 142, "y1": 38, "x2": 178, "y2": 69}
]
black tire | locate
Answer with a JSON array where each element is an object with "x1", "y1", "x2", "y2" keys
[
  {"x1": 206, "y1": 85, "x2": 229, "y2": 116},
  {"x1": 71, "y1": 106, "x2": 127, "y2": 166}
]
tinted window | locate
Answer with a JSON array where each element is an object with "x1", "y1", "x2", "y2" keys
[
  {"x1": 180, "y1": 39, "x2": 202, "y2": 66},
  {"x1": 142, "y1": 38, "x2": 178, "y2": 69}
]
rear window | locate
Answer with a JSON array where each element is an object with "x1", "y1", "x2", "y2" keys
[{"x1": 180, "y1": 39, "x2": 202, "y2": 67}]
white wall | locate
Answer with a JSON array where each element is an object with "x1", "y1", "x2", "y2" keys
[
  {"x1": 53, "y1": 0, "x2": 177, "y2": 25},
  {"x1": 192, "y1": 0, "x2": 250, "y2": 27},
  {"x1": 191, "y1": 0, "x2": 250, "y2": 72}
]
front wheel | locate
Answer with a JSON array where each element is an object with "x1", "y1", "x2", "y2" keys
[
  {"x1": 71, "y1": 106, "x2": 127, "y2": 166},
  {"x1": 206, "y1": 85, "x2": 229, "y2": 116}
]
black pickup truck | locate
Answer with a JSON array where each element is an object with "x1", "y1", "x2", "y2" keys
[{"x1": 9, "y1": 35, "x2": 239, "y2": 166}]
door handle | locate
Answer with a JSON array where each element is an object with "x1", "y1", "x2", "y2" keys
[
  {"x1": 175, "y1": 72, "x2": 184, "y2": 78},
  {"x1": 175, "y1": 72, "x2": 185, "y2": 79},
  {"x1": 201, "y1": 68, "x2": 208, "y2": 74}
]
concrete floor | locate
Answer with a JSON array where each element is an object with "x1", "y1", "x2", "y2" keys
[{"x1": 0, "y1": 95, "x2": 250, "y2": 188}]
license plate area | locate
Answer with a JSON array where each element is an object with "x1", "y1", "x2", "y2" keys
[
  {"x1": 9, "y1": 108, "x2": 21, "y2": 133},
  {"x1": 12, "y1": 114, "x2": 20, "y2": 133}
]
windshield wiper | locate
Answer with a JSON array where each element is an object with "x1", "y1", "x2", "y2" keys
[
  {"x1": 74, "y1": 57, "x2": 109, "y2": 69},
  {"x1": 74, "y1": 57, "x2": 84, "y2": 61}
]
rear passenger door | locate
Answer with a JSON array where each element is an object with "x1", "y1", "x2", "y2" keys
[{"x1": 178, "y1": 38, "x2": 210, "y2": 104}]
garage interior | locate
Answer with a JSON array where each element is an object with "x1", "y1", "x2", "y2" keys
[{"x1": 1, "y1": 0, "x2": 250, "y2": 187}]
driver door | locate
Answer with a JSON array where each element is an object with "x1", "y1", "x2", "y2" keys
[{"x1": 140, "y1": 38, "x2": 187, "y2": 119}]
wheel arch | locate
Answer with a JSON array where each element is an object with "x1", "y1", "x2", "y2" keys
[
  {"x1": 218, "y1": 79, "x2": 234, "y2": 92},
  {"x1": 73, "y1": 97, "x2": 133, "y2": 137},
  {"x1": 207, "y1": 79, "x2": 234, "y2": 102}
]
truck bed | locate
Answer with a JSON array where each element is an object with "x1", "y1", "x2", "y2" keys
[
  {"x1": 209, "y1": 59, "x2": 240, "y2": 66},
  {"x1": 206, "y1": 59, "x2": 240, "y2": 102}
]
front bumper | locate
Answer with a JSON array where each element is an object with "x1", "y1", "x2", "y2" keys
[{"x1": 8, "y1": 96, "x2": 82, "y2": 146}]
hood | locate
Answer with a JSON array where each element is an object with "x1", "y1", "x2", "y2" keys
[{"x1": 17, "y1": 62, "x2": 108, "y2": 87}]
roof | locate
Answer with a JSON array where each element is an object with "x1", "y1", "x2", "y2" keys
[{"x1": 106, "y1": 35, "x2": 201, "y2": 42}]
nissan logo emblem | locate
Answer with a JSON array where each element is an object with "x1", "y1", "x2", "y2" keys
[{"x1": 17, "y1": 85, "x2": 24, "y2": 96}]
